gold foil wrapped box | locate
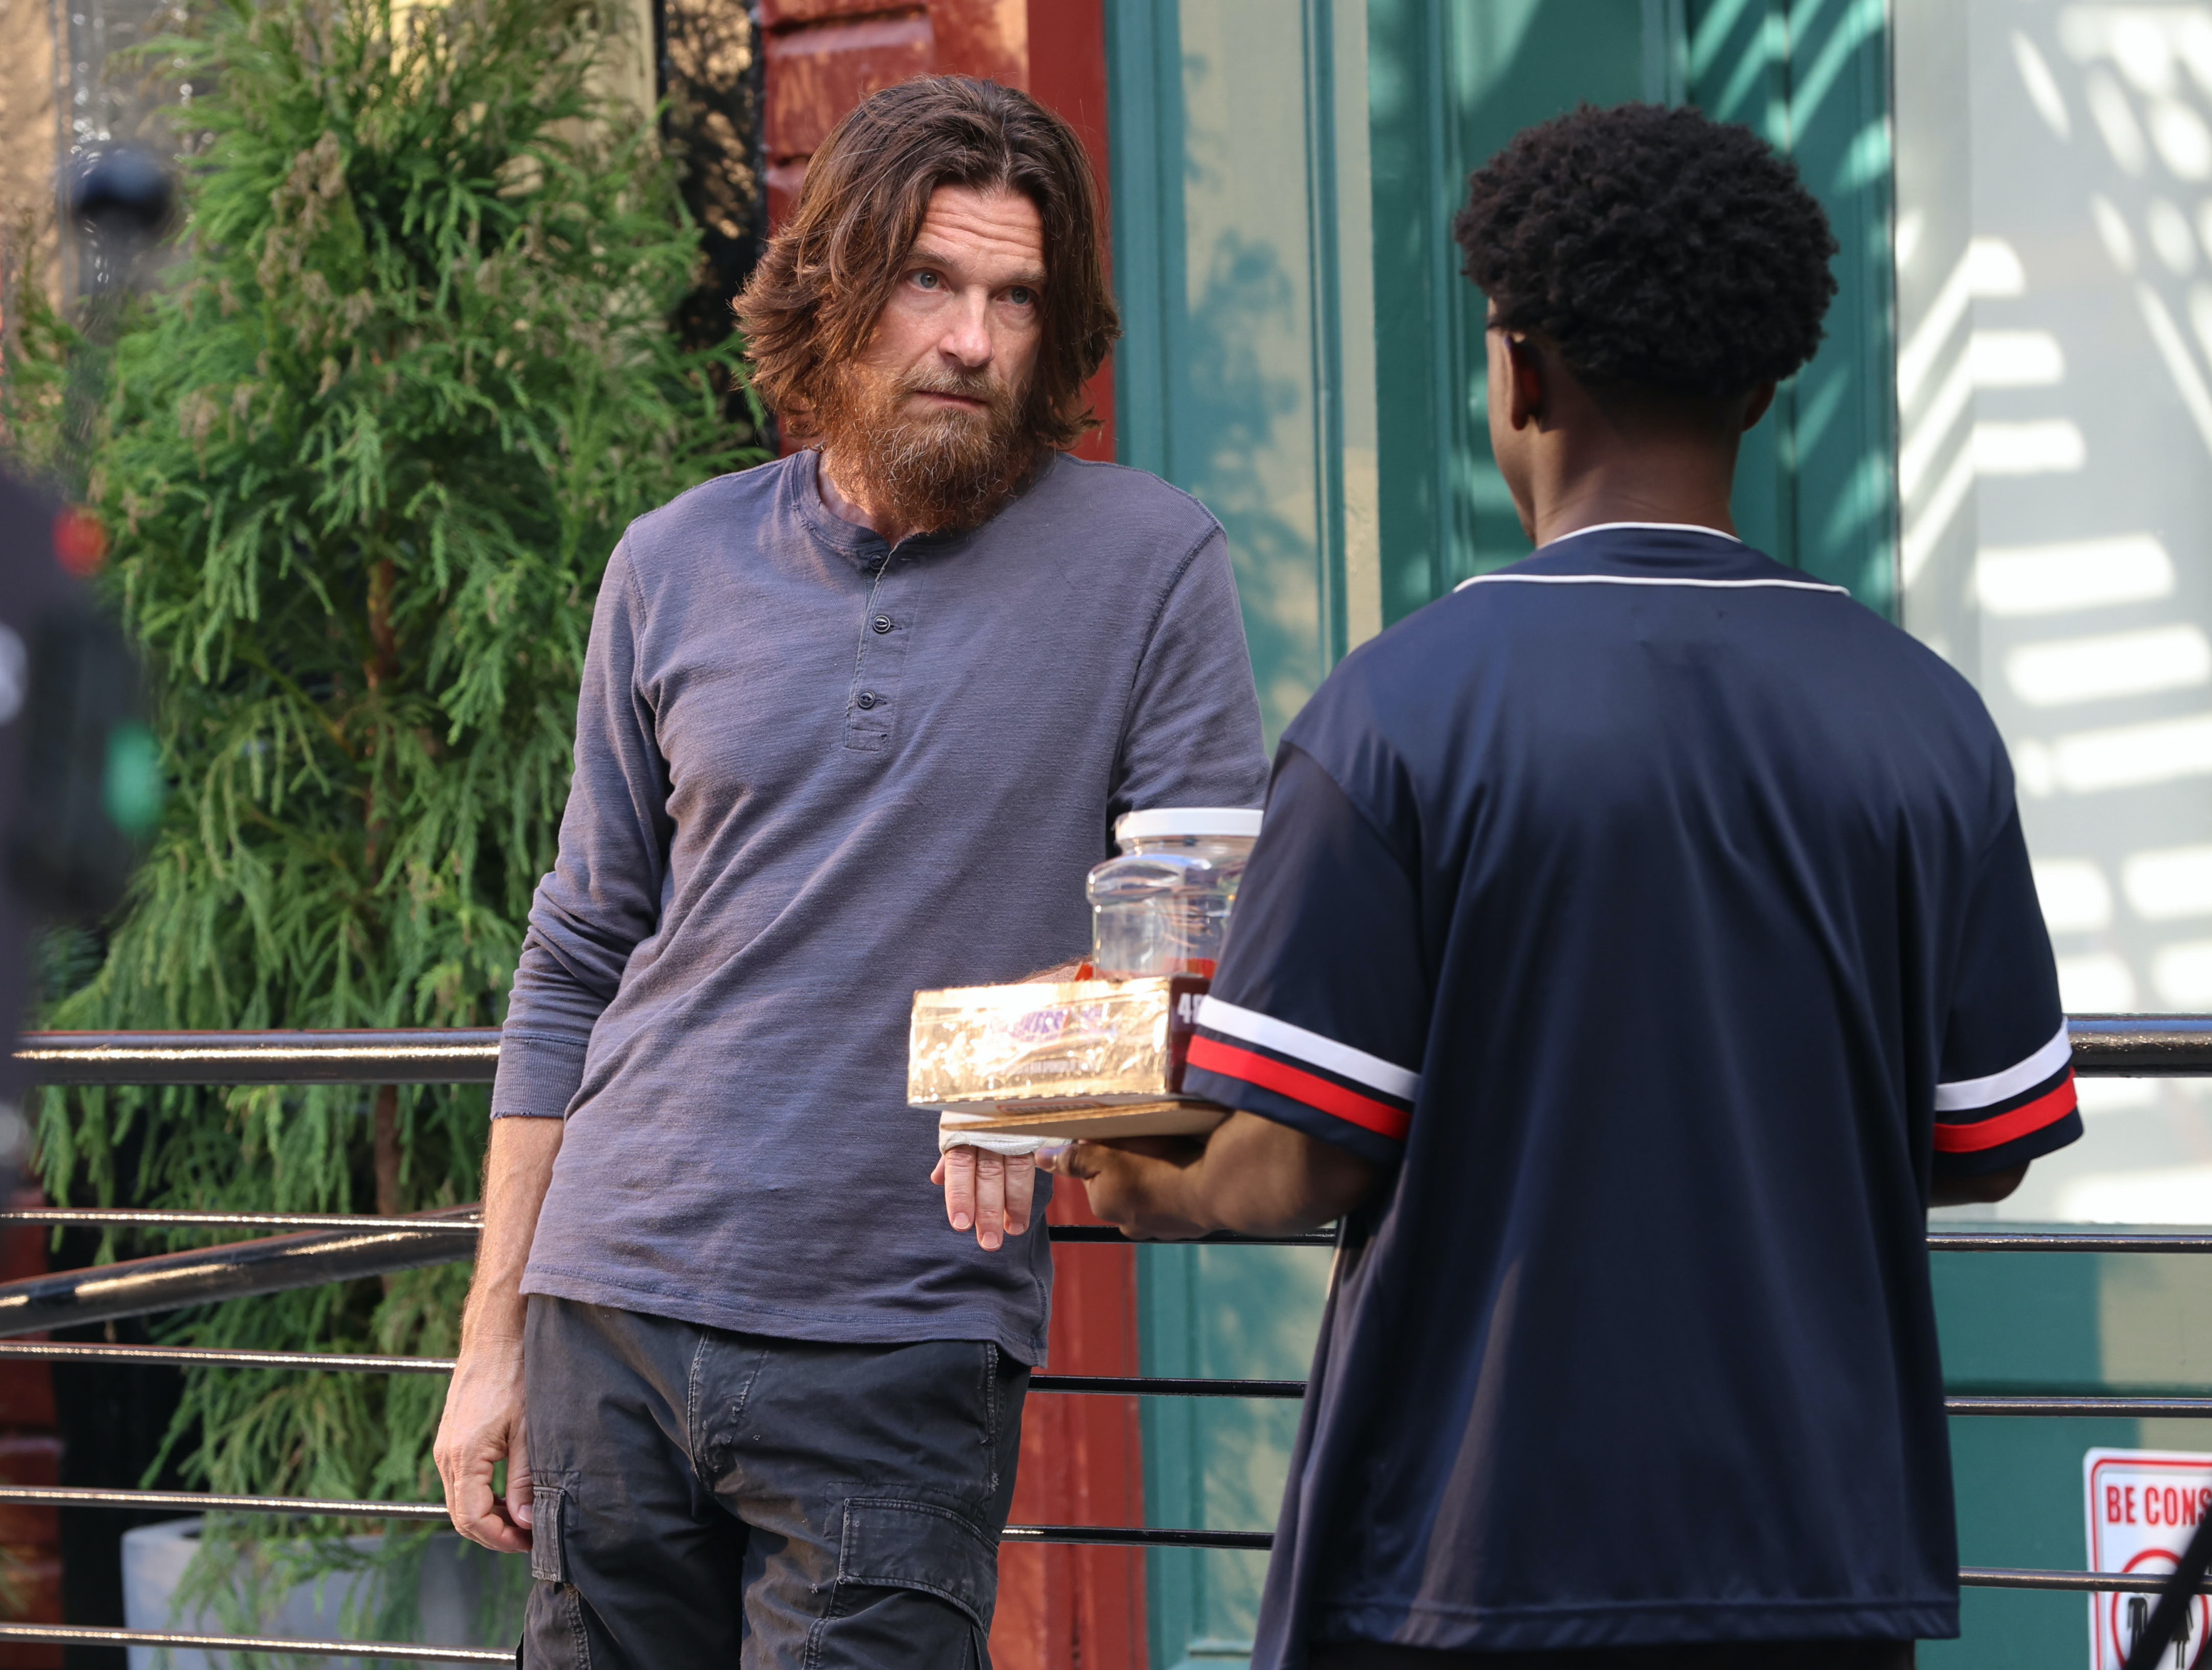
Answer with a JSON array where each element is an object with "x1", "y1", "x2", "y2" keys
[{"x1": 908, "y1": 976, "x2": 1227, "y2": 1139}]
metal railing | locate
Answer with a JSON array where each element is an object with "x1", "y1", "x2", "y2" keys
[{"x1": 1, "y1": 1019, "x2": 2207, "y2": 1658}]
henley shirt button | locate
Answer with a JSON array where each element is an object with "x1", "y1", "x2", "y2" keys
[
  {"x1": 856, "y1": 691, "x2": 879, "y2": 710},
  {"x1": 872, "y1": 615, "x2": 893, "y2": 634}
]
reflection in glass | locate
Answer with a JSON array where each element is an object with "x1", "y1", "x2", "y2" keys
[{"x1": 1901, "y1": 0, "x2": 2212, "y2": 1222}]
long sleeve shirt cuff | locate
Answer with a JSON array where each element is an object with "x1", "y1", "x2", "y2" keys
[{"x1": 489, "y1": 1034, "x2": 589, "y2": 1122}]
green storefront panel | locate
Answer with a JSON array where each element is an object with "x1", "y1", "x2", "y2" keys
[{"x1": 1106, "y1": 4, "x2": 2199, "y2": 1666}]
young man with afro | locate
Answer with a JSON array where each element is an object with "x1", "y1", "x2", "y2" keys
[{"x1": 1065, "y1": 103, "x2": 2081, "y2": 1668}]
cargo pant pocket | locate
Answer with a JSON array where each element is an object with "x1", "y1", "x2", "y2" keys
[
  {"x1": 528, "y1": 1476, "x2": 572, "y2": 1585},
  {"x1": 806, "y1": 1496, "x2": 1000, "y2": 1669},
  {"x1": 522, "y1": 1473, "x2": 599, "y2": 1669}
]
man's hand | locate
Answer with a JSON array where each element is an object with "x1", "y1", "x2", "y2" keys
[
  {"x1": 1062, "y1": 1112, "x2": 1380, "y2": 1239},
  {"x1": 931, "y1": 1145, "x2": 1037, "y2": 1250},
  {"x1": 436, "y1": 1114, "x2": 562, "y2": 1552},
  {"x1": 435, "y1": 1338, "x2": 533, "y2": 1554}
]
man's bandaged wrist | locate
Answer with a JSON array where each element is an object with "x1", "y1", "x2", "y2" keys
[{"x1": 936, "y1": 1114, "x2": 1043, "y2": 1157}]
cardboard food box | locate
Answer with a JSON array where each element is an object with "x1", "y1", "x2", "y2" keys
[{"x1": 908, "y1": 976, "x2": 1229, "y2": 1140}]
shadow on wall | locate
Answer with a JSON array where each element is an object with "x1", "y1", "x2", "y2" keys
[{"x1": 1182, "y1": 231, "x2": 1319, "y2": 738}]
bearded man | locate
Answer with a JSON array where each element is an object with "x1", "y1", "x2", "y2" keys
[{"x1": 432, "y1": 76, "x2": 1269, "y2": 1668}]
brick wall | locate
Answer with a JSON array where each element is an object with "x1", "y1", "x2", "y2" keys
[
  {"x1": 756, "y1": 0, "x2": 1115, "y2": 461},
  {"x1": 992, "y1": 1189, "x2": 1147, "y2": 1670},
  {"x1": 0, "y1": 1201, "x2": 65, "y2": 1670}
]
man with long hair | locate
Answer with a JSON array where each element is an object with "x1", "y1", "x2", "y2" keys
[{"x1": 434, "y1": 77, "x2": 1267, "y2": 1666}]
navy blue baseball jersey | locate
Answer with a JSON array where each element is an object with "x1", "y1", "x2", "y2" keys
[{"x1": 1180, "y1": 524, "x2": 2079, "y2": 1661}]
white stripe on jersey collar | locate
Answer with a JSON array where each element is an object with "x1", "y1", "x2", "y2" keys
[
  {"x1": 1457, "y1": 572, "x2": 1849, "y2": 594},
  {"x1": 1541, "y1": 519, "x2": 1742, "y2": 547},
  {"x1": 1933, "y1": 1020, "x2": 2072, "y2": 1111},
  {"x1": 1452, "y1": 520, "x2": 1848, "y2": 596}
]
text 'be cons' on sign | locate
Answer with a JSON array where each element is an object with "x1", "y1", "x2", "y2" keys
[{"x1": 2086, "y1": 1448, "x2": 2212, "y2": 1669}]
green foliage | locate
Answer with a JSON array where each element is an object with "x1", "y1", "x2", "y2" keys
[{"x1": 6, "y1": 0, "x2": 764, "y2": 1649}]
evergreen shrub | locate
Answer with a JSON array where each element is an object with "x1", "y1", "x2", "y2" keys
[{"x1": 9, "y1": 0, "x2": 765, "y2": 1648}]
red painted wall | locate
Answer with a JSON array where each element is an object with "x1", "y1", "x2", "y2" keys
[
  {"x1": 754, "y1": 6, "x2": 1142, "y2": 1666},
  {"x1": 0, "y1": 1197, "x2": 66, "y2": 1668},
  {"x1": 993, "y1": 1186, "x2": 1147, "y2": 1670}
]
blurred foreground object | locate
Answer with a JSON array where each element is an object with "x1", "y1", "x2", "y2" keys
[
  {"x1": 0, "y1": 146, "x2": 173, "y2": 1098},
  {"x1": 0, "y1": 482, "x2": 158, "y2": 1039},
  {"x1": 0, "y1": 473, "x2": 69, "y2": 1124},
  {"x1": 67, "y1": 146, "x2": 176, "y2": 299}
]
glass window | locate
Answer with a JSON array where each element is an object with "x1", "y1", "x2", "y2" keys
[{"x1": 1899, "y1": 0, "x2": 2212, "y2": 1223}]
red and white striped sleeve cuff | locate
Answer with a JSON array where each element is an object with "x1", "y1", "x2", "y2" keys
[
  {"x1": 1934, "y1": 1022, "x2": 2077, "y2": 1155},
  {"x1": 1187, "y1": 997, "x2": 1419, "y2": 1143}
]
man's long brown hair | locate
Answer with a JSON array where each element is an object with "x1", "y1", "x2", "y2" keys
[{"x1": 735, "y1": 76, "x2": 1119, "y2": 449}]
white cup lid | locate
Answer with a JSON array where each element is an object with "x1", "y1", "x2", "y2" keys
[{"x1": 1114, "y1": 807, "x2": 1264, "y2": 842}]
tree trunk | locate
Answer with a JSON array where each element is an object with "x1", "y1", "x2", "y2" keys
[
  {"x1": 372, "y1": 1084, "x2": 402, "y2": 1219},
  {"x1": 362, "y1": 555, "x2": 400, "y2": 878}
]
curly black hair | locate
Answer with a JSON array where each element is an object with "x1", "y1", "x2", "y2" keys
[{"x1": 1453, "y1": 103, "x2": 1838, "y2": 399}]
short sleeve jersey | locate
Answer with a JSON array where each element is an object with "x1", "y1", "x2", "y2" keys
[{"x1": 1179, "y1": 525, "x2": 2079, "y2": 1661}]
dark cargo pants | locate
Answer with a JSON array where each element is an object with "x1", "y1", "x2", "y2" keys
[{"x1": 520, "y1": 1295, "x2": 1028, "y2": 1668}]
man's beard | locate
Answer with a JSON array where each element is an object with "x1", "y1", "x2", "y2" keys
[{"x1": 814, "y1": 362, "x2": 1037, "y2": 535}]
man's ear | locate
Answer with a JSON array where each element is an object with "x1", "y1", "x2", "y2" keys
[
  {"x1": 1740, "y1": 381, "x2": 1777, "y2": 432},
  {"x1": 1505, "y1": 333, "x2": 1545, "y2": 431}
]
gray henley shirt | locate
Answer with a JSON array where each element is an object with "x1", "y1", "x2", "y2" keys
[{"x1": 496, "y1": 449, "x2": 1270, "y2": 1362}]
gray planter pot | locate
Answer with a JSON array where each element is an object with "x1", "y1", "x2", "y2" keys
[{"x1": 121, "y1": 1517, "x2": 507, "y2": 1668}]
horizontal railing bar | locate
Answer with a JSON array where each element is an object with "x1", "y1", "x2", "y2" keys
[
  {"x1": 0, "y1": 1578, "x2": 2191, "y2": 1660},
  {"x1": 0, "y1": 1484, "x2": 451, "y2": 1519},
  {"x1": 0, "y1": 1341, "x2": 1319, "y2": 1396},
  {"x1": 0, "y1": 1486, "x2": 1272, "y2": 1550},
  {"x1": 0, "y1": 1206, "x2": 486, "y2": 1340},
  {"x1": 14, "y1": 1029, "x2": 502, "y2": 1086},
  {"x1": 4, "y1": 1213, "x2": 2211, "y2": 1256},
  {"x1": 0, "y1": 1211, "x2": 1308, "y2": 1246},
  {"x1": 958, "y1": 1522, "x2": 1276, "y2": 1550},
  {"x1": 2069, "y1": 1014, "x2": 2212, "y2": 1075},
  {"x1": 0, "y1": 1491, "x2": 2191, "y2": 1583},
  {"x1": 1946, "y1": 1395, "x2": 2212, "y2": 1417},
  {"x1": 0, "y1": 1622, "x2": 508, "y2": 1661},
  {"x1": 1959, "y1": 1566, "x2": 2212, "y2": 1594},
  {"x1": 6, "y1": 1485, "x2": 2208, "y2": 1587},
  {"x1": 1928, "y1": 1231, "x2": 2212, "y2": 1252},
  {"x1": 0, "y1": 1340, "x2": 457, "y2": 1373},
  {"x1": 0, "y1": 1208, "x2": 480, "y2": 1231},
  {"x1": 1032, "y1": 1373, "x2": 1305, "y2": 1398},
  {"x1": 9, "y1": 1015, "x2": 2209, "y2": 1091},
  {"x1": 0, "y1": 1213, "x2": 1326, "y2": 1335},
  {"x1": 1045, "y1": 1225, "x2": 1336, "y2": 1247},
  {"x1": 16, "y1": 1488, "x2": 1268, "y2": 1557},
  {"x1": 16, "y1": 1215, "x2": 2212, "y2": 1256},
  {"x1": 0, "y1": 1343, "x2": 2201, "y2": 1417}
]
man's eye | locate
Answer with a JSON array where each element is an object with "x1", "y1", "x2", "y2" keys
[
  {"x1": 1008, "y1": 287, "x2": 1036, "y2": 306},
  {"x1": 912, "y1": 271, "x2": 941, "y2": 290}
]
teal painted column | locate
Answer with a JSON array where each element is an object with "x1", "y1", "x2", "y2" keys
[
  {"x1": 1107, "y1": 0, "x2": 1379, "y2": 750},
  {"x1": 1365, "y1": 0, "x2": 1659, "y2": 621},
  {"x1": 1364, "y1": 0, "x2": 1897, "y2": 619},
  {"x1": 1105, "y1": 3, "x2": 1367, "y2": 1662},
  {"x1": 1688, "y1": 0, "x2": 1899, "y2": 612}
]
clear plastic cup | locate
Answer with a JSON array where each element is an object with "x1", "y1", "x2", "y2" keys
[{"x1": 1086, "y1": 808, "x2": 1264, "y2": 979}]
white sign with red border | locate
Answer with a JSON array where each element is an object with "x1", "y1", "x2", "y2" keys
[{"x1": 2086, "y1": 1448, "x2": 2212, "y2": 1668}]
